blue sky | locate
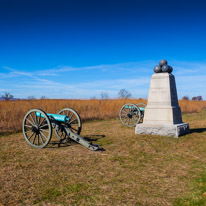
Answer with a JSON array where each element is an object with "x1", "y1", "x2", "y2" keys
[{"x1": 0, "y1": 0, "x2": 206, "y2": 99}]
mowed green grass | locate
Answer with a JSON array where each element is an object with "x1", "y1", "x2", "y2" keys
[{"x1": 1, "y1": 111, "x2": 206, "y2": 206}]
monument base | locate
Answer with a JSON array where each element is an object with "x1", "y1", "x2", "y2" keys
[{"x1": 135, "y1": 123, "x2": 189, "y2": 138}]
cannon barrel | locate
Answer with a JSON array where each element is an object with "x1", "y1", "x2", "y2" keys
[
  {"x1": 124, "y1": 105, "x2": 145, "y2": 112},
  {"x1": 36, "y1": 112, "x2": 69, "y2": 122}
]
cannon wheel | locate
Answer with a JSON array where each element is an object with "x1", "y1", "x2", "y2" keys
[
  {"x1": 54, "y1": 108, "x2": 82, "y2": 141},
  {"x1": 22, "y1": 109, "x2": 52, "y2": 148},
  {"x1": 119, "y1": 103, "x2": 141, "y2": 127},
  {"x1": 136, "y1": 103, "x2": 147, "y2": 123}
]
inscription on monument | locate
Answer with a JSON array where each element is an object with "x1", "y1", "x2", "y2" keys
[{"x1": 151, "y1": 88, "x2": 168, "y2": 93}]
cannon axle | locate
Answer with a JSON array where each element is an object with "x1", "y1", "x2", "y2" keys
[{"x1": 31, "y1": 126, "x2": 40, "y2": 134}]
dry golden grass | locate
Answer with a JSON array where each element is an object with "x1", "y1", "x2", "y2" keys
[
  {"x1": 0, "y1": 99, "x2": 206, "y2": 133},
  {"x1": 180, "y1": 100, "x2": 206, "y2": 114},
  {"x1": 1, "y1": 111, "x2": 206, "y2": 205}
]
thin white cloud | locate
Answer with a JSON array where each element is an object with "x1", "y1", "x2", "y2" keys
[
  {"x1": 1, "y1": 60, "x2": 206, "y2": 99},
  {"x1": 8, "y1": 75, "x2": 150, "y2": 99},
  {"x1": 2, "y1": 66, "x2": 33, "y2": 77},
  {"x1": 0, "y1": 88, "x2": 9, "y2": 92},
  {"x1": 26, "y1": 61, "x2": 156, "y2": 77},
  {"x1": 171, "y1": 61, "x2": 206, "y2": 75}
]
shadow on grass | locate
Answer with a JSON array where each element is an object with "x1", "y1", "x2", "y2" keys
[
  {"x1": 47, "y1": 134, "x2": 106, "y2": 149},
  {"x1": 47, "y1": 141, "x2": 72, "y2": 148},
  {"x1": 83, "y1": 134, "x2": 106, "y2": 142},
  {"x1": 190, "y1": 128, "x2": 206, "y2": 134}
]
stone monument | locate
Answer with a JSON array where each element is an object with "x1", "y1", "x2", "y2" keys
[{"x1": 135, "y1": 60, "x2": 189, "y2": 137}]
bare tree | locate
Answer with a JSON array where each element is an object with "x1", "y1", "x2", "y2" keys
[
  {"x1": 118, "y1": 89, "x2": 132, "y2": 99},
  {"x1": 28, "y1": 96, "x2": 36, "y2": 100},
  {"x1": 100, "y1": 91, "x2": 109, "y2": 100},
  {"x1": 1, "y1": 92, "x2": 14, "y2": 101},
  {"x1": 90, "y1": 96, "x2": 96, "y2": 100},
  {"x1": 197, "y1": 96, "x2": 203, "y2": 101},
  {"x1": 40, "y1": 96, "x2": 47, "y2": 99},
  {"x1": 192, "y1": 96, "x2": 203, "y2": 101},
  {"x1": 182, "y1": 96, "x2": 190, "y2": 100}
]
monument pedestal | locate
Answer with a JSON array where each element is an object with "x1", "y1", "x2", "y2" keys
[
  {"x1": 135, "y1": 73, "x2": 189, "y2": 137},
  {"x1": 135, "y1": 123, "x2": 189, "y2": 138}
]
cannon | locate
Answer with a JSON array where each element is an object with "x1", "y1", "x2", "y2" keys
[
  {"x1": 22, "y1": 108, "x2": 102, "y2": 151},
  {"x1": 119, "y1": 103, "x2": 146, "y2": 127}
]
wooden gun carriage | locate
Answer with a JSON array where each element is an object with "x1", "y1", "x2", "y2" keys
[
  {"x1": 22, "y1": 108, "x2": 102, "y2": 151},
  {"x1": 119, "y1": 103, "x2": 146, "y2": 127}
]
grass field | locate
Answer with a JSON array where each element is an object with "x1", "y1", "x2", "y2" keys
[{"x1": 1, "y1": 110, "x2": 206, "y2": 205}]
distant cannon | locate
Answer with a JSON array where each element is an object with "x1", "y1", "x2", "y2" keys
[
  {"x1": 22, "y1": 108, "x2": 102, "y2": 151},
  {"x1": 119, "y1": 103, "x2": 146, "y2": 127}
]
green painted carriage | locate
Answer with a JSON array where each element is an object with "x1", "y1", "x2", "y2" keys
[
  {"x1": 119, "y1": 103, "x2": 146, "y2": 127},
  {"x1": 22, "y1": 108, "x2": 102, "y2": 151}
]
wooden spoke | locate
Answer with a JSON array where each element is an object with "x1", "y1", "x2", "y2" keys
[
  {"x1": 25, "y1": 124, "x2": 33, "y2": 128},
  {"x1": 69, "y1": 113, "x2": 74, "y2": 120},
  {"x1": 37, "y1": 115, "x2": 41, "y2": 125},
  {"x1": 39, "y1": 133, "x2": 44, "y2": 144},
  {"x1": 71, "y1": 127, "x2": 78, "y2": 132},
  {"x1": 39, "y1": 117, "x2": 46, "y2": 127},
  {"x1": 37, "y1": 134, "x2": 39, "y2": 146},
  {"x1": 131, "y1": 118, "x2": 136, "y2": 123},
  {"x1": 69, "y1": 118, "x2": 77, "y2": 124},
  {"x1": 26, "y1": 118, "x2": 35, "y2": 126},
  {"x1": 24, "y1": 129, "x2": 32, "y2": 134},
  {"x1": 29, "y1": 114, "x2": 36, "y2": 125},
  {"x1": 40, "y1": 131, "x2": 48, "y2": 140},
  {"x1": 35, "y1": 112, "x2": 38, "y2": 125},
  {"x1": 40, "y1": 129, "x2": 49, "y2": 133},
  {"x1": 32, "y1": 134, "x2": 37, "y2": 144},
  {"x1": 121, "y1": 110, "x2": 128, "y2": 114},
  {"x1": 27, "y1": 132, "x2": 35, "y2": 140},
  {"x1": 39, "y1": 124, "x2": 48, "y2": 129}
]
